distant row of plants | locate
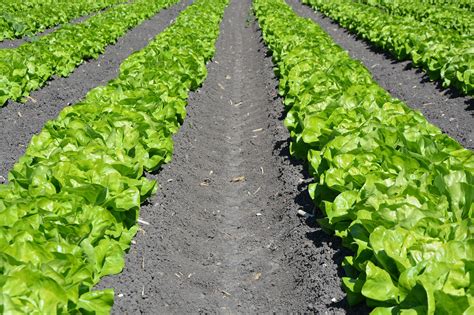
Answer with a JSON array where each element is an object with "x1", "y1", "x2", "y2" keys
[
  {"x1": 0, "y1": 0, "x2": 179, "y2": 106},
  {"x1": 0, "y1": 0, "x2": 126, "y2": 41},
  {"x1": 358, "y1": 0, "x2": 472, "y2": 36},
  {"x1": 303, "y1": 0, "x2": 473, "y2": 95}
]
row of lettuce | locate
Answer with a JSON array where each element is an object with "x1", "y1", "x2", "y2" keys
[
  {"x1": 421, "y1": 0, "x2": 474, "y2": 10},
  {"x1": 0, "y1": 0, "x2": 228, "y2": 312},
  {"x1": 0, "y1": 0, "x2": 180, "y2": 107},
  {"x1": 357, "y1": 0, "x2": 472, "y2": 36},
  {"x1": 1, "y1": 0, "x2": 126, "y2": 41},
  {"x1": 254, "y1": 0, "x2": 474, "y2": 313},
  {"x1": 302, "y1": 0, "x2": 473, "y2": 96}
]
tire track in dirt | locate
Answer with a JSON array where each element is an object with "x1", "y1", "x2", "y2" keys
[
  {"x1": 98, "y1": 0, "x2": 368, "y2": 313},
  {"x1": 0, "y1": 0, "x2": 193, "y2": 182},
  {"x1": 287, "y1": 0, "x2": 474, "y2": 150}
]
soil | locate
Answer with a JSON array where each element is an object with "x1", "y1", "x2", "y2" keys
[
  {"x1": 287, "y1": 0, "x2": 474, "y2": 150},
  {"x1": 98, "y1": 0, "x2": 369, "y2": 313},
  {"x1": 0, "y1": 0, "x2": 193, "y2": 183}
]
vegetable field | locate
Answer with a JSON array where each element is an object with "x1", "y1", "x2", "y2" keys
[{"x1": 0, "y1": 0, "x2": 472, "y2": 313}]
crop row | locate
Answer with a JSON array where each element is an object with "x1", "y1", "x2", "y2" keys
[
  {"x1": 254, "y1": 0, "x2": 473, "y2": 313},
  {"x1": 357, "y1": 0, "x2": 472, "y2": 36},
  {"x1": 302, "y1": 0, "x2": 474, "y2": 96},
  {"x1": 0, "y1": 0, "x2": 126, "y2": 41},
  {"x1": 0, "y1": 0, "x2": 228, "y2": 312},
  {"x1": 0, "y1": 0, "x2": 179, "y2": 107},
  {"x1": 420, "y1": 0, "x2": 474, "y2": 11}
]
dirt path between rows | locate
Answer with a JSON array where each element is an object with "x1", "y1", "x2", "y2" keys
[
  {"x1": 0, "y1": 0, "x2": 192, "y2": 182},
  {"x1": 288, "y1": 0, "x2": 473, "y2": 150},
  {"x1": 98, "y1": 0, "x2": 368, "y2": 313}
]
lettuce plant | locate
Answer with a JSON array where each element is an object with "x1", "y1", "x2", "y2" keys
[
  {"x1": 302, "y1": 0, "x2": 474, "y2": 96},
  {"x1": 358, "y1": 0, "x2": 472, "y2": 36},
  {"x1": 0, "y1": 0, "x2": 126, "y2": 41},
  {"x1": 0, "y1": 0, "x2": 179, "y2": 106},
  {"x1": 254, "y1": 0, "x2": 474, "y2": 313}
]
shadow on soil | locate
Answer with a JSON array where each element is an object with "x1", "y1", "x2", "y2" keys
[
  {"x1": 263, "y1": 18, "x2": 371, "y2": 312},
  {"x1": 274, "y1": 137, "x2": 371, "y2": 314}
]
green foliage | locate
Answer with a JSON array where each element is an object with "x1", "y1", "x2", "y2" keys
[
  {"x1": 253, "y1": 0, "x2": 474, "y2": 313},
  {"x1": 0, "y1": 0, "x2": 179, "y2": 107},
  {"x1": 358, "y1": 0, "x2": 473, "y2": 36},
  {"x1": 419, "y1": 0, "x2": 474, "y2": 11},
  {"x1": 0, "y1": 0, "x2": 228, "y2": 312},
  {"x1": 0, "y1": 0, "x2": 126, "y2": 41},
  {"x1": 302, "y1": 0, "x2": 474, "y2": 96}
]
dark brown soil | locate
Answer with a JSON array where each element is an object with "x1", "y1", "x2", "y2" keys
[
  {"x1": 98, "y1": 0, "x2": 368, "y2": 313},
  {"x1": 287, "y1": 0, "x2": 473, "y2": 150},
  {"x1": 0, "y1": 0, "x2": 193, "y2": 183}
]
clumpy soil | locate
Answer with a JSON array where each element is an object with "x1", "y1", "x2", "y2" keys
[
  {"x1": 0, "y1": 0, "x2": 193, "y2": 182},
  {"x1": 98, "y1": 0, "x2": 368, "y2": 313},
  {"x1": 287, "y1": 0, "x2": 473, "y2": 150}
]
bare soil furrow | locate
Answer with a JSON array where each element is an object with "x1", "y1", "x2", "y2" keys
[{"x1": 98, "y1": 0, "x2": 368, "y2": 312}]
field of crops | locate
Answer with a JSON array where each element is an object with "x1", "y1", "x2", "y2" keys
[{"x1": 0, "y1": 0, "x2": 472, "y2": 313}]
